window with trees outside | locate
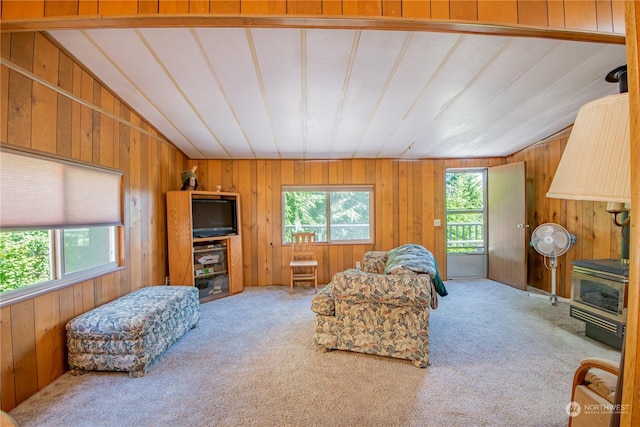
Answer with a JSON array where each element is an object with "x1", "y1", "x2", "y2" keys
[
  {"x1": 0, "y1": 148, "x2": 123, "y2": 304},
  {"x1": 282, "y1": 186, "x2": 373, "y2": 244}
]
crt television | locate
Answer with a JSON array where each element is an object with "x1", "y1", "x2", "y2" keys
[{"x1": 191, "y1": 198, "x2": 237, "y2": 238}]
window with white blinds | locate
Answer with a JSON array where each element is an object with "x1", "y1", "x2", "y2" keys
[
  {"x1": 0, "y1": 147, "x2": 123, "y2": 305},
  {"x1": 0, "y1": 147, "x2": 122, "y2": 229}
]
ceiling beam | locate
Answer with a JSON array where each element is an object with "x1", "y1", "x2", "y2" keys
[{"x1": 1, "y1": 15, "x2": 626, "y2": 45}]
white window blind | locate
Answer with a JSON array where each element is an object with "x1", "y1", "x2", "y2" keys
[{"x1": 0, "y1": 148, "x2": 123, "y2": 229}]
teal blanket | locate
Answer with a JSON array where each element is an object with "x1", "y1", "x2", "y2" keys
[{"x1": 384, "y1": 244, "x2": 448, "y2": 297}]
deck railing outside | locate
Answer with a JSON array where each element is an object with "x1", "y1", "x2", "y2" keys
[
  {"x1": 284, "y1": 224, "x2": 370, "y2": 242},
  {"x1": 446, "y1": 208, "x2": 485, "y2": 253},
  {"x1": 283, "y1": 220, "x2": 485, "y2": 252}
]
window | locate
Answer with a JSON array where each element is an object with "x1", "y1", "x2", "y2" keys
[
  {"x1": 0, "y1": 147, "x2": 123, "y2": 304},
  {"x1": 282, "y1": 186, "x2": 373, "y2": 244},
  {"x1": 1, "y1": 227, "x2": 119, "y2": 294}
]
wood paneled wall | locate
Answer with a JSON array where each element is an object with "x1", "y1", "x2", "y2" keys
[
  {"x1": 0, "y1": 32, "x2": 188, "y2": 411},
  {"x1": 0, "y1": 0, "x2": 627, "y2": 35},
  {"x1": 507, "y1": 133, "x2": 624, "y2": 298},
  {"x1": 195, "y1": 140, "x2": 623, "y2": 300},
  {"x1": 189, "y1": 157, "x2": 505, "y2": 286}
]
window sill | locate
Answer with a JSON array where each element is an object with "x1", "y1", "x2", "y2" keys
[{"x1": 0, "y1": 265, "x2": 125, "y2": 308}]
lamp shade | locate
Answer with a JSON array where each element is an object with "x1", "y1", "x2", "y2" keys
[{"x1": 546, "y1": 93, "x2": 630, "y2": 203}]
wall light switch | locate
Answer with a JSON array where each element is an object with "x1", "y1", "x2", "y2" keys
[{"x1": 434, "y1": 219, "x2": 441, "y2": 227}]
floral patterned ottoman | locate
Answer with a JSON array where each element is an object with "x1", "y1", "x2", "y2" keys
[{"x1": 66, "y1": 286, "x2": 200, "y2": 377}]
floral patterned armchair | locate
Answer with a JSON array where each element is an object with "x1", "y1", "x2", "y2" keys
[{"x1": 311, "y1": 248, "x2": 440, "y2": 368}]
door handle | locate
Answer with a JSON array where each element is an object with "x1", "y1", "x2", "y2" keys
[{"x1": 517, "y1": 224, "x2": 530, "y2": 229}]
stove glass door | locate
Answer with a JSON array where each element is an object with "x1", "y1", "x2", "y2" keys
[{"x1": 572, "y1": 271, "x2": 625, "y2": 321}]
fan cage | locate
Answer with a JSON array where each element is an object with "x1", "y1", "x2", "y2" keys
[{"x1": 530, "y1": 223, "x2": 573, "y2": 257}]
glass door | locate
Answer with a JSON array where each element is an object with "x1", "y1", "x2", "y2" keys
[{"x1": 445, "y1": 169, "x2": 487, "y2": 278}]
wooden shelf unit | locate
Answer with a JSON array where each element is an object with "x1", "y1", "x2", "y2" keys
[{"x1": 166, "y1": 191, "x2": 243, "y2": 302}]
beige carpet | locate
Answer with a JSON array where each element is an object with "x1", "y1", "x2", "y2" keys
[{"x1": 9, "y1": 279, "x2": 619, "y2": 427}]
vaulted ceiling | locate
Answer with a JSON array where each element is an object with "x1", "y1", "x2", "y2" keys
[{"x1": 48, "y1": 27, "x2": 627, "y2": 160}]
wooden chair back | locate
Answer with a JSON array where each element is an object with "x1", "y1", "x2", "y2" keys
[{"x1": 290, "y1": 232, "x2": 317, "y2": 261}]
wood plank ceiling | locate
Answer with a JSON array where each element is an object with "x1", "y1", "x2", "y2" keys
[{"x1": 48, "y1": 28, "x2": 628, "y2": 160}]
